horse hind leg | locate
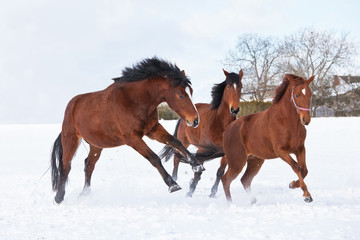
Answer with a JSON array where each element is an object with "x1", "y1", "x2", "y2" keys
[
  {"x1": 241, "y1": 156, "x2": 264, "y2": 191},
  {"x1": 221, "y1": 153, "x2": 247, "y2": 203},
  {"x1": 54, "y1": 133, "x2": 80, "y2": 204},
  {"x1": 240, "y1": 156, "x2": 265, "y2": 204},
  {"x1": 83, "y1": 145, "x2": 103, "y2": 192},
  {"x1": 186, "y1": 162, "x2": 204, "y2": 197}
]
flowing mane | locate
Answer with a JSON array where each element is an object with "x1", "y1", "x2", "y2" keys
[
  {"x1": 273, "y1": 74, "x2": 305, "y2": 104},
  {"x1": 211, "y1": 72, "x2": 241, "y2": 109},
  {"x1": 112, "y1": 57, "x2": 191, "y2": 87}
]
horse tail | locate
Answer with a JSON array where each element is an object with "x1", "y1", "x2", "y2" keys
[
  {"x1": 51, "y1": 133, "x2": 63, "y2": 191},
  {"x1": 195, "y1": 142, "x2": 225, "y2": 162},
  {"x1": 159, "y1": 119, "x2": 182, "y2": 162}
]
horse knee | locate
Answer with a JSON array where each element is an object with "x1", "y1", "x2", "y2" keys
[{"x1": 301, "y1": 168, "x2": 308, "y2": 178}]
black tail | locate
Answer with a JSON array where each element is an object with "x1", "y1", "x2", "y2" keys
[
  {"x1": 51, "y1": 133, "x2": 63, "y2": 191},
  {"x1": 159, "y1": 119, "x2": 182, "y2": 162},
  {"x1": 195, "y1": 142, "x2": 225, "y2": 162}
]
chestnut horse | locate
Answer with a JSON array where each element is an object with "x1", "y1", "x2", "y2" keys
[
  {"x1": 197, "y1": 74, "x2": 314, "y2": 203},
  {"x1": 161, "y1": 69, "x2": 243, "y2": 197},
  {"x1": 50, "y1": 57, "x2": 205, "y2": 203}
]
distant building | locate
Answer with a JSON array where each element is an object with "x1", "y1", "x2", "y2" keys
[
  {"x1": 322, "y1": 75, "x2": 360, "y2": 117},
  {"x1": 315, "y1": 106, "x2": 335, "y2": 117}
]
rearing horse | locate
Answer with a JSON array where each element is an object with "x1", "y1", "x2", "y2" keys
[
  {"x1": 50, "y1": 57, "x2": 205, "y2": 203},
  {"x1": 161, "y1": 69, "x2": 243, "y2": 197},
  {"x1": 197, "y1": 74, "x2": 314, "y2": 203}
]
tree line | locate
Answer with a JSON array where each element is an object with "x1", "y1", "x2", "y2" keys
[
  {"x1": 223, "y1": 27, "x2": 359, "y2": 115},
  {"x1": 159, "y1": 27, "x2": 359, "y2": 119}
]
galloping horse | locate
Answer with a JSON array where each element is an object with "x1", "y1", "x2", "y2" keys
[
  {"x1": 197, "y1": 74, "x2": 314, "y2": 203},
  {"x1": 50, "y1": 57, "x2": 205, "y2": 203},
  {"x1": 161, "y1": 69, "x2": 243, "y2": 197}
]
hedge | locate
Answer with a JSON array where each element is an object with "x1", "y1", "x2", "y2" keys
[
  {"x1": 238, "y1": 101, "x2": 272, "y2": 117},
  {"x1": 157, "y1": 101, "x2": 272, "y2": 120}
]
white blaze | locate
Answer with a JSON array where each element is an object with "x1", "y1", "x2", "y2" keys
[
  {"x1": 302, "y1": 88, "x2": 306, "y2": 95},
  {"x1": 233, "y1": 83, "x2": 237, "y2": 90},
  {"x1": 185, "y1": 86, "x2": 199, "y2": 118}
]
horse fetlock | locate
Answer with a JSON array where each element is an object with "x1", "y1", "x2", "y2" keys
[
  {"x1": 54, "y1": 191, "x2": 65, "y2": 204},
  {"x1": 192, "y1": 164, "x2": 205, "y2": 173},
  {"x1": 289, "y1": 180, "x2": 299, "y2": 189},
  {"x1": 168, "y1": 183, "x2": 181, "y2": 193},
  {"x1": 186, "y1": 191, "x2": 194, "y2": 197}
]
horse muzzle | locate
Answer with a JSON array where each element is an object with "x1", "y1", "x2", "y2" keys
[
  {"x1": 230, "y1": 107, "x2": 239, "y2": 116},
  {"x1": 300, "y1": 113, "x2": 311, "y2": 126},
  {"x1": 186, "y1": 117, "x2": 199, "y2": 128}
]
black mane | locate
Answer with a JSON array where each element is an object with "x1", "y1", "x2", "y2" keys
[
  {"x1": 112, "y1": 57, "x2": 191, "y2": 88},
  {"x1": 273, "y1": 74, "x2": 305, "y2": 104},
  {"x1": 210, "y1": 72, "x2": 241, "y2": 109}
]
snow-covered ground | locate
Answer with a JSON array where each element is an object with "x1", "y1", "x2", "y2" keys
[{"x1": 0, "y1": 117, "x2": 359, "y2": 240}]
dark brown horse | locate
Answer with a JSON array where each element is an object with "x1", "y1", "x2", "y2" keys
[
  {"x1": 197, "y1": 74, "x2": 314, "y2": 203},
  {"x1": 50, "y1": 57, "x2": 205, "y2": 203},
  {"x1": 161, "y1": 69, "x2": 243, "y2": 197}
]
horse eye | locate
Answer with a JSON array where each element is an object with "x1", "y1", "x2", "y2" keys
[
  {"x1": 296, "y1": 94, "x2": 299, "y2": 98},
  {"x1": 179, "y1": 95, "x2": 185, "y2": 99},
  {"x1": 227, "y1": 85, "x2": 230, "y2": 89}
]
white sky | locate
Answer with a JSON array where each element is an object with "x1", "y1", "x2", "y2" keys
[{"x1": 1, "y1": 0, "x2": 360, "y2": 123}]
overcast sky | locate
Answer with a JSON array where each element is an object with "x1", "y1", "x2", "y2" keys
[{"x1": 1, "y1": 0, "x2": 360, "y2": 123}]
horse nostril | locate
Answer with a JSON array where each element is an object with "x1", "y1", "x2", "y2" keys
[
  {"x1": 193, "y1": 119, "x2": 199, "y2": 128},
  {"x1": 231, "y1": 107, "x2": 239, "y2": 115}
]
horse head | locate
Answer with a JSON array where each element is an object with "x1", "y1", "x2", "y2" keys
[
  {"x1": 287, "y1": 74, "x2": 315, "y2": 125},
  {"x1": 222, "y1": 69, "x2": 243, "y2": 116},
  {"x1": 165, "y1": 70, "x2": 199, "y2": 128}
]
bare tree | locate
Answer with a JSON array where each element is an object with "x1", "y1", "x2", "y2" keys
[
  {"x1": 281, "y1": 27, "x2": 358, "y2": 114},
  {"x1": 223, "y1": 34, "x2": 283, "y2": 101}
]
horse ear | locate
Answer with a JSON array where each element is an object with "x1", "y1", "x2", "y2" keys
[
  {"x1": 307, "y1": 75, "x2": 315, "y2": 84},
  {"x1": 239, "y1": 69, "x2": 243, "y2": 78},
  {"x1": 285, "y1": 74, "x2": 295, "y2": 83},
  {"x1": 181, "y1": 70, "x2": 186, "y2": 76},
  {"x1": 223, "y1": 69, "x2": 229, "y2": 77}
]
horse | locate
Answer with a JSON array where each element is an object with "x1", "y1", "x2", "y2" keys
[
  {"x1": 50, "y1": 57, "x2": 205, "y2": 204},
  {"x1": 196, "y1": 74, "x2": 314, "y2": 203},
  {"x1": 160, "y1": 69, "x2": 243, "y2": 197}
]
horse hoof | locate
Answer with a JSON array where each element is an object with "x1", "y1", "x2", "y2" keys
[
  {"x1": 186, "y1": 192, "x2": 193, "y2": 198},
  {"x1": 54, "y1": 195, "x2": 64, "y2": 204},
  {"x1": 289, "y1": 181, "x2": 296, "y2": 189},
  {"x1": 192, "y1": 165, "x2": 205, "y2": 173},
  {"x1": 304, "y1": 196, "x2": 313, "y2": 203},
  {"x1": 209, "y1": 193, "x2": 216, "y2": 198},
  {"x1": 168, "y1": 183, "x2": 181, "y2": 193}
]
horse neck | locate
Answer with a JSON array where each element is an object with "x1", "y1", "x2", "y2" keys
[
  {"x1": 215, "y1": 99, "x2": 236, "y2": 125},
  {"x1": 271, "y1": 86, "x2": 302, "y2": 127},
  {"x1": 114, "y1": 79, "x2": 167, "y2": 107}
]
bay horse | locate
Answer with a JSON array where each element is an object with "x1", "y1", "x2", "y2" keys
[
  {"x1": 50, "y1": 57, "x2": 205, "y2": 204},
  {"x1": 160, "y1": 69, "x2": 243, "y2": 197},
  {"x1": 197, "y1": 74, "x2": 314, "y2": 203}
]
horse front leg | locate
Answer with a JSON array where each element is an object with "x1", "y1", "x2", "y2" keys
[
  {"x1": 147, "y1": 123, "x2": 205, "y2": 173},
  {"x1": 128, "y1": 136, "x2": 181, "y2": 193},
  {"x1": 277, "y1": 148, "x2": 312, "y2": 203},
  {"x1": 289, "y1": 146, "x2": 308, "y2": 189},
  {"x1": 83, "y1": 145, "x2": 103, "y2": 192}
]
